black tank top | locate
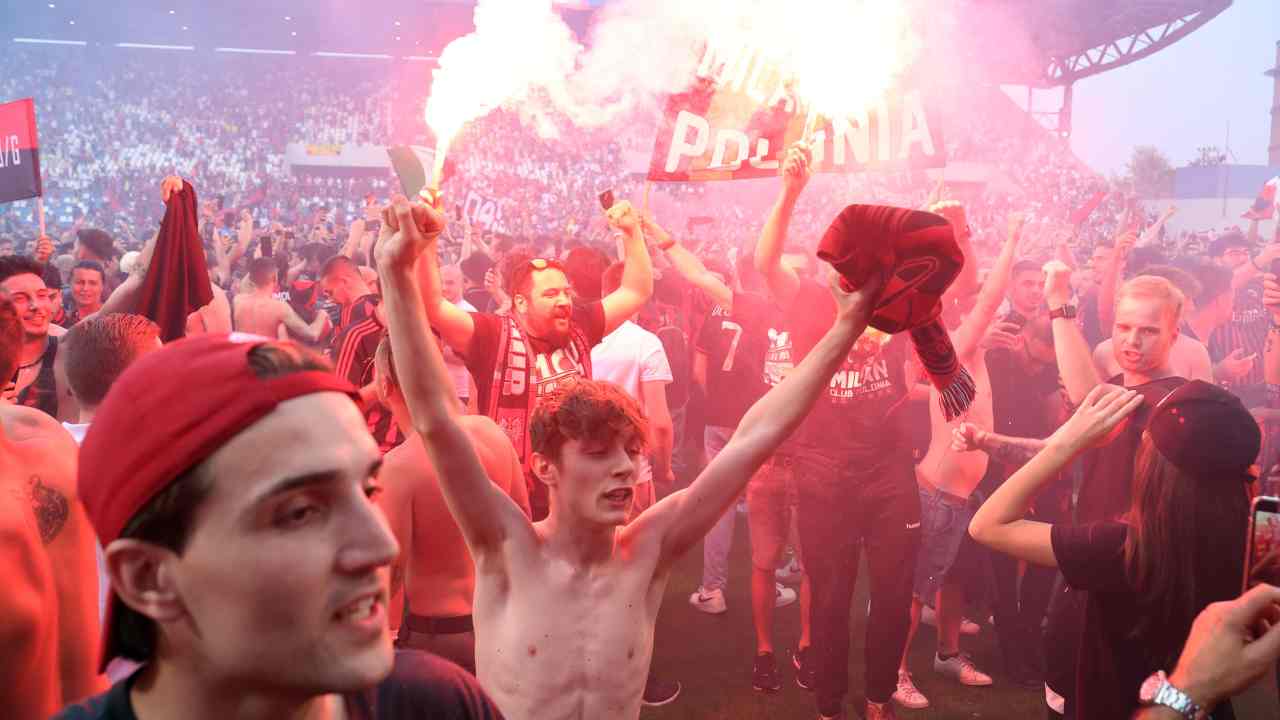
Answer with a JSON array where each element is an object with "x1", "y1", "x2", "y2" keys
[{"x1": 15, "y1": 336, "x2": 59, "y2": 417}]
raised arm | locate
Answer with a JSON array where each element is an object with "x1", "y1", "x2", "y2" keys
[
  {"x1": 952, "y1": 213, "x2": 1024, "y2": 359},
  {"x1": 339, "y1": 218, "x2": 366, "y2": 259},
  {"x1": 407, "y1": 220, "x2": 475, "y2": 355},
  {"x1": 600, "y1": 200, "x2": 654, "y2": 335},
  {"x1": 952, "y1": 422, "x2": 1047, "y2": 470},
  {"x1": 753, "y1": 144, "x2": 809, "y2": 306},
  {"x1": 1264, "y1": 273, "x2": 1280, "y2": 392},
  {"x1": 1096, "y1": 229, "x2": 1135, "y2": 335},
  {"x1": 645, "y1": 275, "x2": 880, "y2": 561},
  {"x1": 969, "y1": 384, "x2": 1141, "y2": 566},
  {"x1": 930, "y1": 201, "x2": 979, "y2": 303},
  {"x1": 642, "y1": 215, "x2": 732, "y2": 310},
  {"x1": 1135, "y1": 205, "x2": 1175, "y2": 247},
  {"x1": 377, "y1": 197, "x2": 528, "y2": 554},
  {"x1": 1046, "y1": 261, "x2": 1103, "y2": 404}
]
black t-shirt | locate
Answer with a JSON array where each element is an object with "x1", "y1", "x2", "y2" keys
[
  {"x1": 696, "y1": 291, "x2": 775, "y2": 428},
  {"x1": 984, "y1": 345, "x2": 1061, "y2": 441},
  {"x1": 1077, "y1": 375, "x2": 1186, "y2": 523},
  {"x1": 51, "y1": 650, "x2": 505, "y2": 720},
  {"x1": 1052, "y1": 522, "x2": 1235, "y2": 720},
  {"x1": 328, "y1": 294, "x2": 404, "y2": 454},
  {"x1": 784, "y1": 281, "x2": 911, "y2": 466}
]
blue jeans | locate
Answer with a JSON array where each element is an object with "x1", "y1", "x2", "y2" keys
[{"x1": 699, "y1": 425, "x2": 737, "y2": 591}]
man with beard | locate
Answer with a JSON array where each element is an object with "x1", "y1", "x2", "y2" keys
[
  {"x1": 413, "y1": 198, "x2": 653, "y2": 521},
  {"x1": 375, "y1": 193, "x2": 878, "y2": 720}
]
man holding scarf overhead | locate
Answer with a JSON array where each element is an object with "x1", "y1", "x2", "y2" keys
[{"x1": 755, "y1": 144, "x2": 974, "y2": 720}]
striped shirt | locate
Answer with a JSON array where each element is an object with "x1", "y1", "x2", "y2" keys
[
  {"x1": 1209, "y1": 280, "x2": 1268, "y2": 408},
  {"x1": 328, "y1": 294, "x2": 404, "y2": 453}
]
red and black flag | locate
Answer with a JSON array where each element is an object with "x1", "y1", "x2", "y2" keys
[{"x1": 0, "y1": 98, "x2": 41, "y2": 203}]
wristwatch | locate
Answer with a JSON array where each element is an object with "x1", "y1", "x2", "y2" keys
[
  {"x1": 1138, "y1": 671, "x2": 1204, "y2": 719},
  {"x1": 1049, "y1": 304, "x2": 1077, "y2": 320}
]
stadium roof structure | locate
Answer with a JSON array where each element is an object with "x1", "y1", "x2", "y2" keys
[
  {"x1": 960, "y1": 0, "x2": 1233, "y2": 87},
  {"x1": 3, "y1": 0, "x2": 1230, "y2": 87}
]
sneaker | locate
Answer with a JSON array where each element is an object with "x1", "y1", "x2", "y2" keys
[
  {"x1": 792, "y1": 645, "x2": 816, "y2": 691},
  {"x1": 776, "y1": 555, "x2": 804, "y2": 585},
  {"x1": 934, "y1": 652, "x2": 993, "y2": 686},
  {"x1": 864, "y1": 699, "x2": 898, "y2": 720},
  {"x1": 775, "y1": 583, "x2": 797, "y2": 608},
  {"x1": 891, "y1": 670, "x2": 929, "y2": 709},
  {"x1": 641, "y1": 675, "x2": 681, "y2": 706},
  {"x1": 752, "y1": 652, "x2": 782, "y2": 693},
  {"x1": 920, "y1": 605, "x2": 980, "y2": 635},
  {"x1": 688, "y1": 586, "x2": 727, "y2": 614}
]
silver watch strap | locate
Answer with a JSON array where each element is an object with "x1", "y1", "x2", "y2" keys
[{"x1": 1154, "y1": 680, "x2": 1201, "y2": 719}]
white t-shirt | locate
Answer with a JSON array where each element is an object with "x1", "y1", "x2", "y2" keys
[
  {"x1": 62, "y1": 421, "x2": 89, "y2": 445},
  {"x1": 446, "y1": 298, "x2": 477, "y2": 402},
  {"x1": 591, "y1": 321, "x2": 673, "y2": 484}
]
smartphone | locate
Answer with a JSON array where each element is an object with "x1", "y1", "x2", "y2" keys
[
  {"x1": 1003, "y1": 310, "x2": 1028, "y2": 333},
  {"x1": 1270, "y1": 258, "x2": 1280, "y2": 277},
  {"x1": 259, "y1": 236, "x2": 273, "y2": 258},
  {"x1": 598, "y1": 189, "x2": 615, "y2": 211},
  {"x1": 1244, "y1": 495, "x2": 1280, "y2": 591}
]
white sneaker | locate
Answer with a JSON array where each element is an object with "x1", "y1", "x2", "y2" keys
[
  {"x1": 688, "y1": 586, "x2": 727, "y2": 614},
  {"x1": 920, "y1": 605, "x2": 981, "y2": 635},
  {"x1": 774, "y1": 583, "x2": 797, "y2": 608},
  {"x1": 933, "y1": 652, "x2": 993, "y2": 686},
  {"x1": 892, "y1": 670, "x2": 929, "y2": 709},
  {"x1": 775, "y1": 556, "x2": 804, "y2": 585}
]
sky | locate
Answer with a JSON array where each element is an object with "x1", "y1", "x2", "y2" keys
[{"x1": 1067, "y1": 0, "x2": 1279, "y2": 174}]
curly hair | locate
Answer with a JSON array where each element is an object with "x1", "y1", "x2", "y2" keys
[{"x1": 530, "y1": 378, "x2": 649, "y2": 463}]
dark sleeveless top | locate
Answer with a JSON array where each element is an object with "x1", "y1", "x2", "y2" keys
[{"x1": 15, "y1": 336, "x2": 59, "y2": 417}]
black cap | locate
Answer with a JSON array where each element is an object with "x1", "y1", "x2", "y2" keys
[{"x1": 1147, "y1": 380, "x2": 1260, "y2": 479}]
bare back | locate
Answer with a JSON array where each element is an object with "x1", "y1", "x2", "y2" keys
[
  {"x1": 918, "y1": 351, "x2": 993, "y2": 498},
  {"x1": 233, "y1": 293, "x2": 290, "y2": 338},
  {"x1": 381, "y1": 415, "x2": 529, "y2": 623},
  {"x1": 0, "y1": 489, "x2": 60, "y2": 718},
  {"x1": 0, "y1": 404, "x2": 104, "y2": 703},
  {"x1": 474, "y1": 517, "x2": 671, "y2": 720}
]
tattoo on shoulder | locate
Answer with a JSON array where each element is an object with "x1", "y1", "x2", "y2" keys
[{"x1": 28, "y1": 477, "x2": 69, "y2": 545}]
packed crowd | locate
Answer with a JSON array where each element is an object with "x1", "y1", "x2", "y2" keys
[
  {"x1": 6, "y1": 43, "x2": 1280, "y2": 720},
  {"x1": 5, "y1": 128, "x2": 1280, "y2": 720}
]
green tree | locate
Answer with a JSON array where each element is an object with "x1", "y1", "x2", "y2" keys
[
  {"x1": 1190, "y1": 145, "x2": 1226, "y2": 167},
  {"x1": 1125, "y1": 145, "x2": 1175, "y2": 197}
]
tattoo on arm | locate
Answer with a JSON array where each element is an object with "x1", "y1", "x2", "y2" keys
[
  {"x1": 28, "y1": 477, "x2": 69, "y2": 545},
  {"x1": 981, "y1": 435, "x2": 1043, "y2": 470}
]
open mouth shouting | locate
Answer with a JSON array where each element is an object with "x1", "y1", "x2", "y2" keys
[{"x1": 602, "y1": 487, "x2": 634, "y2": 507}]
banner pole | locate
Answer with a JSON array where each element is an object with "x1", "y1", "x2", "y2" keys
[{"x1": 36, "y1": 196, "x2": 45, "y2": 238}]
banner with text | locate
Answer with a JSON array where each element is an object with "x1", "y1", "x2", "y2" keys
[
  {"x1": 0, "y1": 98, "x2": 41, "y2": 203},
  {"x1": 648, "y1": 51, "x2": 944, "y2": 182}
]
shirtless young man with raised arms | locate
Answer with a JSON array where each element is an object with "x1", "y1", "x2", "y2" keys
[{"x1": 376, "y1": 195, "x2": 880, "y2": 720}]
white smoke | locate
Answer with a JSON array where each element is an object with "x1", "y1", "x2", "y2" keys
[{"x1": 426, "y1": 0, "x2": 919, "y2": 145}]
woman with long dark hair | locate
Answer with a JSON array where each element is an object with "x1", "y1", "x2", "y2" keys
[{"x1": 969, "y1": 381, "x2": 1258, "y2": 719}]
